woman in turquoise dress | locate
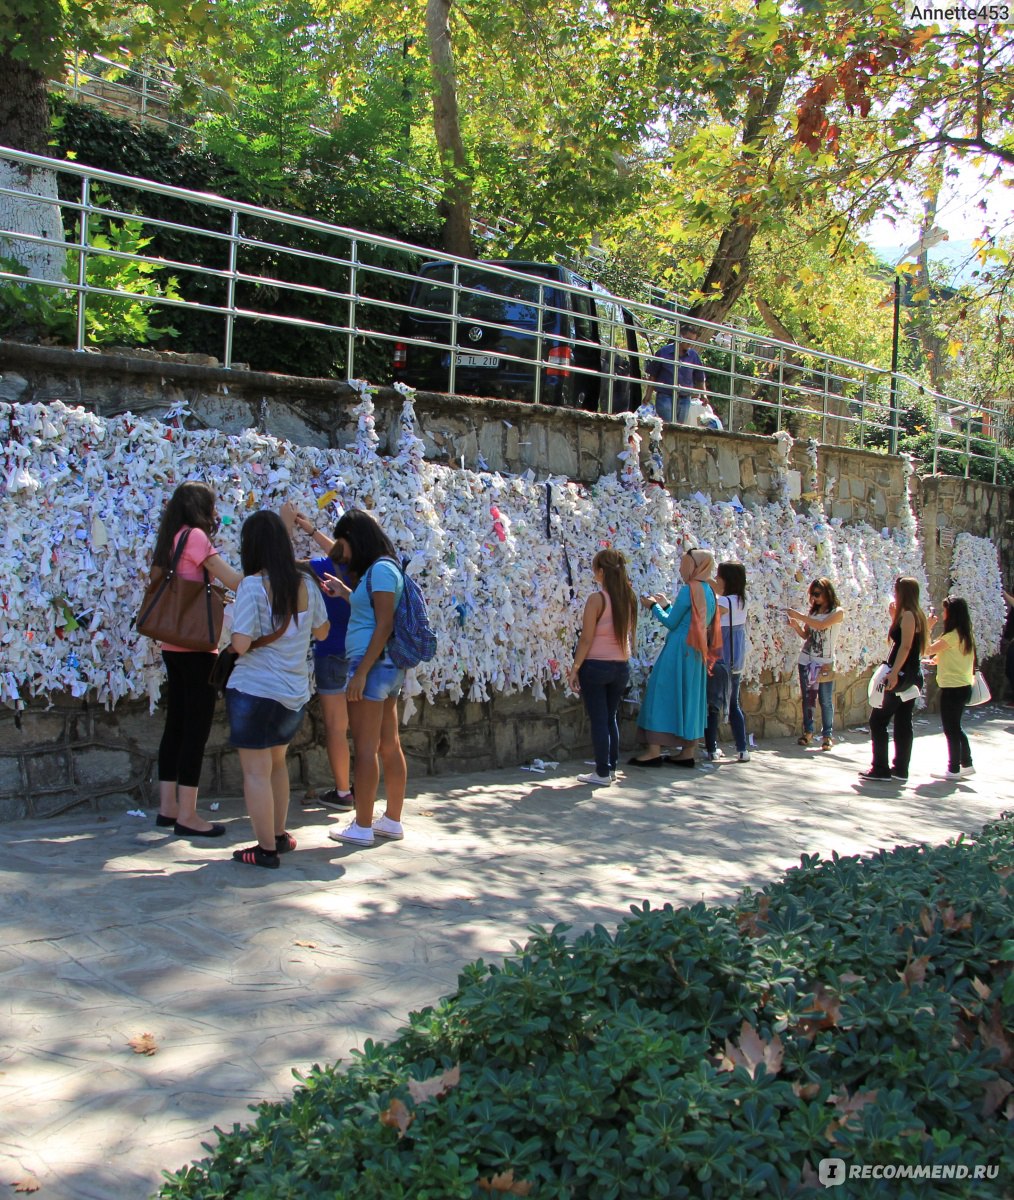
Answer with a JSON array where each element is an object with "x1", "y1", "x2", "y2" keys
[{"x1": 630, "y1": 548, "x2": 719, "y2": 769}]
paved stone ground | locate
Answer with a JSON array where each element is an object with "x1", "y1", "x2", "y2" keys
[{"x1": 0, "y1": 708, "x2": 1010, "y2": 1199}]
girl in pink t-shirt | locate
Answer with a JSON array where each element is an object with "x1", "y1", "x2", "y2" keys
[
  {"x1": 150, "y1": 483, "x2": 241, "y2": 836},
  {"x1": 567, "y1": 549, "x2": 638, "y2": 785}
]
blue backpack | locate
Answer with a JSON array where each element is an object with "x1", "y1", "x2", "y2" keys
[{"x1": 366, "y1": 556, "x2": 437, "y2": 669}]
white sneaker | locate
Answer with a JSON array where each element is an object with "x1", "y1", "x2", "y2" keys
[
  {"x1": 372, "y1": 815, "x2": 404, "y2": 840},
  {"x1": 931, "y1": 770, "x2": 962, "y2": 781},
  {"x1": 737, "y1": 750, "x2": 750, "y2": 762},
  {"x1": 960, "y1": 765, "x2": 975, "y2": 777},
  {"x1": 576, "y1": 772, "x2": 611, "y2": 785},
  {"x1": 328, "y1": 820, "x2": 375, "y2": 845},
  {"x1": 704, "y1": 748, "x2": 725, "y2": 762},
  {"x1": 609, "y1": 769, "x2": 618, "y2": 781}
]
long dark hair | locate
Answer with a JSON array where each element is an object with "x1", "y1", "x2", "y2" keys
[
  {"x1": 808, "y1": 577, "x2": 838, "y2": 614},
  {"x1": 717, "y1": 562, "x2": 746, "y2": 602},
  {"x1": 942, "y1": 595, "x2": 976, "y2": 657},
  {"x1": 592, "y1": 548, "x2": 637, "y2": 652},
  {"x1": 332, "y1": 508, "x2": 397, "y2": 578},
  {"x1": 151, "y1": 482, "x2": 216, "y2": 570},
  {"x1": 240, "y1": 511, "x2": 301, "y2": 625},
  {"x1": 893, "y1": 576, "x2": 929, "y2": 654}
]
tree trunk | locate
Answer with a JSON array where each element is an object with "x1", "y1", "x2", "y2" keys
[
  {"x1": 689, "y1": 74, "x2": 787, "y2": 327},
  {"x1": 425, "y1": 0, "x2": 473, "y2": 258},
  {"x1": 0, "y1": 48, "x2": 66, "y2": 281}
]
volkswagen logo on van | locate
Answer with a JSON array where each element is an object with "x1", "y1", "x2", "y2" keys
[{"x1": 467, "y1": 326, "x2": 484, "y2": 342}]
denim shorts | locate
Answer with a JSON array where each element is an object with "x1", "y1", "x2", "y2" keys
[
  {"x1": 226, "y1": 688, "x2": 307, "y2": 749},
  {"x1": 314, "y1": 654, "x2": 349, "y2": 696},
  {"x1": 341, "y1": 655, "x2": 405, "y2": 702}
]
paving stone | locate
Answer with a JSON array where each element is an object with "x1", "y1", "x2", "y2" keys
[{"x1": 0, "y1": 715, "x2": 1008, "y2": 1199}]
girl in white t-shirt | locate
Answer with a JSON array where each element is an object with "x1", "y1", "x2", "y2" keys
[
  {"x1": 705, "y1": 562, "x2": 749, "y2": 762},
  {"x1": 786, "y1": 577, "x2": 844, "y2": 750}
]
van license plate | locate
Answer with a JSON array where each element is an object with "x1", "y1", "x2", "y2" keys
[{"x1": 456, "y1": 354, "x2": 499, "y2": 368}]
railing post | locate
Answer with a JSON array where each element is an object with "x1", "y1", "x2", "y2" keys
[
  {"x1": 964, "y1": 410, "x2": 971, "y2": 478},
  {"x1": 75, "y1": 177, "x2": 90, "y2": 351},
  {"x1": 448, "y1": 263, "x2": 459, "y2": 397},
  {"x1": 346, "y1": 237, "x2": 358, "y2": 379},
  {"x1": 728, "y1": 334, "x2": 737, "y2": 432},
  {"x1": 888, "y1": 274, "x2": 901, "y2": 454},
  {"x1": 775, "y1": 346, "x2": 785, "y2": 432},
  {"x1": 533, "y1": 281, "x2": 544, "y2": 407},
  {"x1": 821, "y1": 360, "x2": 829, "y2": 445},
  {"x1": 224, "y1": 209, "x2": 239, "y2": 369}
]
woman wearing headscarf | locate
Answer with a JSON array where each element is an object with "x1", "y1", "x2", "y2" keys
[{"x1": 630, "y1": 547, "x2": 720, "y2": 769}]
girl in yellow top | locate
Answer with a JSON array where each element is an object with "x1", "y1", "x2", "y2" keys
[{"x1": 926, "y1": 595, "x2": 976, "y2": 781}]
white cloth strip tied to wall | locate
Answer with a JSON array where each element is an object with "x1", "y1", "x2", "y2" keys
[
  {"x1": 0, "y1": 398, "x2": 994, "y2": 719},
  {"x1": 949, "y1": 533, "x2": 1006, "y2": 657}
]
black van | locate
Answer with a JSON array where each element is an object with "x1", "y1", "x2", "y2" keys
[{"x1": 392, "y1": 260, "x2": 644, "y2": 412}]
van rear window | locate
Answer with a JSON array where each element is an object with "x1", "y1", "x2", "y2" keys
[{"x1": 415, "y1": 269, "x2": 559, "y2": 328}]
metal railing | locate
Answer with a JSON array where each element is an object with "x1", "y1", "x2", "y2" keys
[{"x1": 0, "y1": 145, "x2": 1007, "y2": 483}]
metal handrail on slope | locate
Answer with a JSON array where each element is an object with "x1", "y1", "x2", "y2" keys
[{"x1": 0, "y1": 145, "x2": 1005, "y2": 483}]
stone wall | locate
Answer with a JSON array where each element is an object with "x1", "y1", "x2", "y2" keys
[{"x1": 0, "y1": 341, "x2": 1010, "y2": 820}]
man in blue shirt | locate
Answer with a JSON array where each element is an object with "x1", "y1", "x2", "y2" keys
[{"x1": 646, "y1": 324, "x2": 707, "y2": 423}]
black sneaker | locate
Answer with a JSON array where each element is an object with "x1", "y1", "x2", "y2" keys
[
  {"x1": 859, "y1": 769, "x2": 893, "y2": 782},
  {"x1": 319, "y1": 788, "x2": 355, "y2": 812}
]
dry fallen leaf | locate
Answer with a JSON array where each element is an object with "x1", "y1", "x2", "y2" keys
[
  {"x1": 978, "y1": 1003, "x2": 1013, "y2": 1069},
  {"x1": 379, "y1": 1098, "x2": 412, "y2": 1137},
  {"x1": 293, "y1": 940, "x2": 317, "y2": 949},
  {"x1": 478, "y1": 1170, "x2": 533, "y2": 1196},
  {"x1": 407, "y1": 1065, "x2": 461, "y2": 1105},
  {"x1": 792, "y1": 1080, "x2": 821, "y2": 1100},
  {"x1": 13, "y1": 1175, "x2": 41, "y2": 1193},
  {"x1": 737, "y1": 896, "x2": 770, "y2": 938},
  {"x1": 797, "y1": 984, "x2": 842, "y2": 1037},
  {"x1": 938, "y1": 905, "x2": 973, "y2": 933},
  {"x1": 826, "y1": 1087, "x2": 878, "y2": 1141},
  {"x1": 982, "y1": 1077, "x2": 1014, "y2": 1118},
  {"x1": 127, "y1": 1033, "x2": 158, "y2": 1056},
  {"x1": 971, "y1": 977, "x2": 992, "y2": 1002},
  {"x1": 720, "y1": 1021, "x2": 784, "y2": 1079},
  {"x1": 898, "y1": 952, "x2": 930, "y2": 991}
]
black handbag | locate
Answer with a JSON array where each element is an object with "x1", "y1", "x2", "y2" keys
[{"x1": 208, "y1": 617, "x2": 290, "y2": 696}]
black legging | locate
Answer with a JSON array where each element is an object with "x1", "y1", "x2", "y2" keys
[
  {"x1": 158, "y1": 651, "x2": 218, "y2": 788},
  {"x1": 939, "y1": 685, "x2": 973, "y2": 774},
  {"x1": 869, "y1": 691, "x2": 916, "y2": 778}
]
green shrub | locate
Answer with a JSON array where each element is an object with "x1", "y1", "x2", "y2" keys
[
  {"x1": 0, "y1": 208, "x2": 181, "y2": 347},
  {"x1": 159, "y1": 815, "x2": 1014, "y2": 1199},
  {"x1": 899, "y1": 431, "x2": 1014, "y2": 487}
]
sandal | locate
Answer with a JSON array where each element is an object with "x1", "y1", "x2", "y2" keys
[
  {"x1": 275, "y1": 831, "x2": 297, "y2": 853},
  {"x1": 821, "y1": 737, "x2": 833, "y2": 751},
  {"x1": 797, "y1": 733, "x2": 813, "y2": 746},
  {"x1": 231, "y1": 845, "x2": 280, "y2": 869}
]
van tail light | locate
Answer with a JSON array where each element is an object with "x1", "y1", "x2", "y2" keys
[
  {"x1": 393, "y1": 341, "x2": 407, "y2": 369},
  {"x1": 547, "y1": 344, "x2": 572, "y2": 377}
]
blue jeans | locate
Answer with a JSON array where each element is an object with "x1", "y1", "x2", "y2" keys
[
  {"x1": 798, "y1": 665, "x2": 834, "y2": 737},
  {"x1": 676, "y1": 394, "x2": 691, "y2": 424},
  {"x1": 654, "y1": 392, "x2": 673, "y2": 422},
  {"x1": 578, "y1": 659, "x2": 630, "y2": 776},
  {"x1": 706, "y1": 673, "x2": 747, "y2": 755}
]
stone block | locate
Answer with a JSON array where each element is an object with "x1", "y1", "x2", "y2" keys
[
  {"x1": 478, "y1": 422, "x2": 506, "y2": 473},
  {"x1": 715, "y1": 446, "x2": 741, "y2": 489},
  {"x1": 493, "y1": 720, "x2": 517, "y2": 767},
  {"x1": 740, "y1": 457, "x2": 756, "y2": 488},
  {"x1": 0, "y1": 795, "x2": 27, "y2": 822},
  {"x1": 30, "y1": 790, "x2": 86, "y2": 818},
  {"x1": 516, "y1": 716, "x2": 561, "y2": 762},
  {"x1": 9, "y1": 712, "x2": 65, "y2": 747},
  {"x1": 0, "y1": 756, "x2": 23, "y2": 796},
  {"x1": 415, "y1": 700, "x2": 462, "y2": 731},
  {"x1": 738, "y1": 688, "x2": 761, "y2": 715},
  {"x1": 459, "y1": 701, "x2": 490, "y2": 728},
  {"x1": 219, "y1": 754, "x2": 245, "y2": 796},
  {"x1": 0, "y1": 372, "x2": 29, "y2": 402},
  {"x1": 403, "y1": 752, "x2": 431, "y2": 778},
  {"x1": 73, "y1": 748, "x2": 136, "y2": 789},
  {"x1": 299, "y1": 745, "x2": 333, "y2": 788},
  {"x1": 106, "y1": 710, "x2": 163, "y2": 754},
  {"x1": 546, "y1": 429, "x2": 578, "y2": 478},
  {"x1": 27, "y1": 750, "x2": 71, "y2": 791},
  {"x1": 398, "y1": 728, "x2": 432, "y2": 759}
]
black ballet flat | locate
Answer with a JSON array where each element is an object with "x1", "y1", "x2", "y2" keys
[
  {"x1": 173, "y1": 821, "x2": 227, "y2": 838},
  {"x1": 155, "y1": 814, "x2": 177, "y2": 828},
  {"x1": 627, "y1": 755, "x2": 665, "y2": 767}
]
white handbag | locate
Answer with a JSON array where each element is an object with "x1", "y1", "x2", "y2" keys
[
  {"x1": 867, "y1": 663, "x2": 891, "y2": 708},
  {"x1": 968, "y1": 671, "x2": 991, "y2": 707}
]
